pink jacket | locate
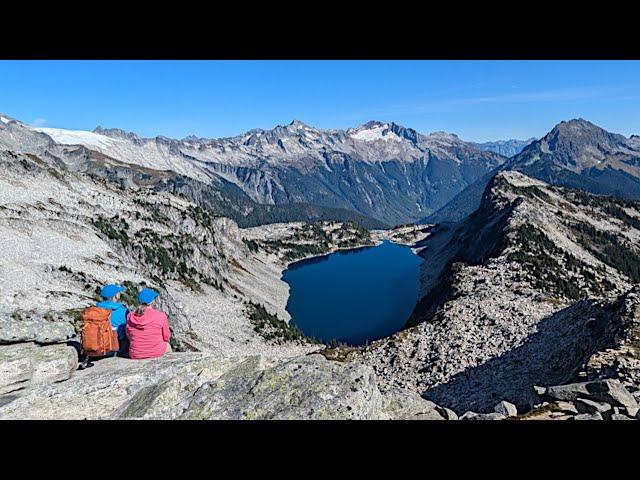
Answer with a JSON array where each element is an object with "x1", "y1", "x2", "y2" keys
[{"x1": 126, "y1": 307, "x2": 170, "y2": 360}]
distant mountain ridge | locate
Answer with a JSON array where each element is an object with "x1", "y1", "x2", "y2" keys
[
  {"x1": 474, "y1": 138, "x2": 536, "y2": 157},
  {"x1": 0, "y1": 114, "x2": 507, "y2": 225},
  {"x1": 0, "y1": 114, "x2": 387, "y2": 229}
]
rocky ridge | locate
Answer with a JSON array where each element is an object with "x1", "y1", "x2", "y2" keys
[{"x1": 350, "y1": 170, "x2": 640, "y2": 413}]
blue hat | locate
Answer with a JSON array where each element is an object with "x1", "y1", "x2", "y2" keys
[
  {"x1": 138, "y1": 288, "x2": 159, "y2": 305},
  {"x1": 101, "y1": 284, "x2": 126, "y2": 299}
]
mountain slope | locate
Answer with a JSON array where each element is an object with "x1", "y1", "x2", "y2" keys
[
  {"x1": 1, "y1": 115, "x2": 506, "y2": 226},
  {"x1": 0, "y1": 148, "x2": 317, "y2": 358},
  {"x1": 353, "y1": 170, "x2": 640, "y2": 412},
  {"x1": 424, "y1": 119, "x2": 640, "y2": 224}
]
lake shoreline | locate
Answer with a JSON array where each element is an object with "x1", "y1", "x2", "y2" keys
[
  {"x1": 282, "y1": 226, "x2": 429, "y2": 270},
  {"x1": 282, "y1": 239, "x2": 423, "y2": 346},
  {"x1": 284, "y1": 242, "x2": 380, "y2": 270}
]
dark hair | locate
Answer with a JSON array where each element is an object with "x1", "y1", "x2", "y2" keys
[{"x1": 134, "y1": 304, "x2": 148, "y2": 316}]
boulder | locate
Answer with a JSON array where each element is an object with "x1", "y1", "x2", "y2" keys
[
  {"x1": 0, "y1": 319, "x2": 75, "y2": 345},
  {"x1": 381, "y1": 389, "x2": 446, "y2": 420},
  {"x1": 610, "y1": 414, "x2": 633, "y2": 420},
  {"x1": 545, "y1": 382, "x2": 591, "y2": 402},
  {"x1": 545, "y1": 379, "x2": 638, "y2": 412},
  {"x1": 2, "y1": 351, "x2": 447, "y2": 420},
  {"x1": 0, "y1": 353, "x2": 230, "y2": 419},
  {"x1": 533, "y1": 385, "x2": 547, "y2": 396},
  {"x1": 459, "y1": 411, "x2": 478, "y2": 420},
  {"x1": 0, "y1": 342, "x2": 78, "y2": 395},
  {"x1": 436, "y1": 405, "x2": 459, "y2": 420},
  {"x1": 112, "y1": 355, "x2": 237, "y2": 419},
  {"x1": 494, "y1": 400, "x2": 518, "y2": 417},
  {"x1": 574, "y1": 398, "x2": 612, "y2": 415},
  {"x1": 585, "y1": 379, "x2": 638, "y2": 411},
  {"x1": 464, "y1": 412, "x2": 506, "y2": 420},
  {"x1": 571, "y1": 412, "x2": 603, "y2": 420},
  {"x1": 554, "y1": 401, "x2": 578, "y2": 415},
  {"x1": 181, "y1": 354, "x2": 384, "y2": 420}
]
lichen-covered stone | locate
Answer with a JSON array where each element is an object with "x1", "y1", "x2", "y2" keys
[
  {"x1": 0, "y1": 353, "x2": 392, "y2": 420},
  {"x1": 0, "y1": 318, "x2": 75, "y2": 345},
  {"x1": 0, "y1": 353, "x2": 219, "y2": 419},
  {"x1": 0, "y1": 342, "x2": 77, "y2": 395},
  {"x1": 181, "y1": 354, "x2": 383, "y2": 420},
  {"x1": 380, "y1": 388, "x2": 446, "y2": 420}
]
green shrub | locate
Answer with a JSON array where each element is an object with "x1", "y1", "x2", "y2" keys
[{"x1": 247, "y1": 301, "x2": 315, "y2": 344}]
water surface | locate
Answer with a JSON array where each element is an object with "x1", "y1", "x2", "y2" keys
[{"x1": 282, "y1": 240, "x2": 422, "y2": 345}]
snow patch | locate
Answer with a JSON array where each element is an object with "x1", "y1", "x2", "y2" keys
[
  {"x1": 31, "y1": 127, "x2": 124, "y2": 149},
  {"x1": 350, "y1": 124, "x2": 401, "y2": 142},
  {"x1": 0, "y1": 116, "x2": 10, "y2": 124}
]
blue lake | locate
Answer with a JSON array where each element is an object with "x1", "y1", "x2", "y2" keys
[{"x1": 282, "y1": 240, "x2": 423, "y2": 346}]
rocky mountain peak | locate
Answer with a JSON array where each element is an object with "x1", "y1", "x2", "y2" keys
[
  {"x1": 545, "y1": 118, "x2": 627, "y2": 147},
  {"x1": 361, "y1": 120, "x2": 386, "y2": 129},
  {"x1": 552, "y1": 118, "x2": 609, "y2": 139},
  {"x1": 348, "y1": 121, "x2": 404, "y2": 142},
  {"x1": 475, "y1": 138, "x2": 537, "y2": 157},
  {"x1": 288, "y1": 118, "x2": 310, "y2": 129},
  {"x1": 0, "y1": 113, "x2": 16, "y2": 124},
  {"x1": 93, "y1": 126, "x2": 142, "y2": 142},
  {"x1": 427, "y1": 131, "x2": 460, "y2": 141}
]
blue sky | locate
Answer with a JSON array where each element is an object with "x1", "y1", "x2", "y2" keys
[{"x1": 1, "y1": 60, "x2": 639, "y2": 142}]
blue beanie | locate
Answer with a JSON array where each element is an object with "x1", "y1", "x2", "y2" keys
[
  {"x1": 138, "y1": 288, "x2": 158, "y2": 305},
  {"x1": 101, "y1": 284, "x2": 126, "y2": 299}
]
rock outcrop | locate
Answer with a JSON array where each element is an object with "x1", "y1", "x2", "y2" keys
[
  {"x1": 0, "y1": 342, "x2": 78, "y2": 396},
  {"x1": 0, "y1": 351, "x2": 450, "y2": 420},
  {"x1": 0, "y1": 318, "x2": 75, "y2": 345}
]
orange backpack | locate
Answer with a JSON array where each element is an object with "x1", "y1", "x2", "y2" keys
[{"x1": 81, "y1": 306, "x2": 119, "y2": 357}]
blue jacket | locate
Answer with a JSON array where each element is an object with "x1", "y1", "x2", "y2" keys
[{"x1": 96, "y1": 300, "x2": 129, "y2": 340}]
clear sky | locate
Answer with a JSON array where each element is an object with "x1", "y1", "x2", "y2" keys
[{"x1": 1, "y1": 60, "x2": 639, "y2": 142}]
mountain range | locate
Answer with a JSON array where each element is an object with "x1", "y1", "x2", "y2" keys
[
  {"x1": 0, "y1": 115, "x2": 507, "y2": 226},
  {"x1": 2, "y1": 114, "x2": 639, "y2": 229}
]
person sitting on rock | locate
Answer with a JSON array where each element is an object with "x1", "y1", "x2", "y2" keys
[
  {"x1": 126, "y1": 288, "x2": 172, "y2": 360},
  {"x1": 96, "y1": 283, "x2": 130, "y2": 357}
]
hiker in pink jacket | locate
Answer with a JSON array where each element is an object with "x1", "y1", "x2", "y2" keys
[{"x1": 126, "y1": 288, "x2": 172, "y2": 360}]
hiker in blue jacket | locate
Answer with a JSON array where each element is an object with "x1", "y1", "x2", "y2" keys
[{"x1": 96, "y1": 284, "x2": 130, "y2": 356}]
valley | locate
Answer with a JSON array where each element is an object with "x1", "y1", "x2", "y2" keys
[{"x1": 3, "y1": 112, "x2": 640, "y2": 420}]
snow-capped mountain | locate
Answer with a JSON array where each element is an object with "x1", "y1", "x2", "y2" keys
[{"x1": 0, "y1": 115, "x2": 506, "y2": 225}]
